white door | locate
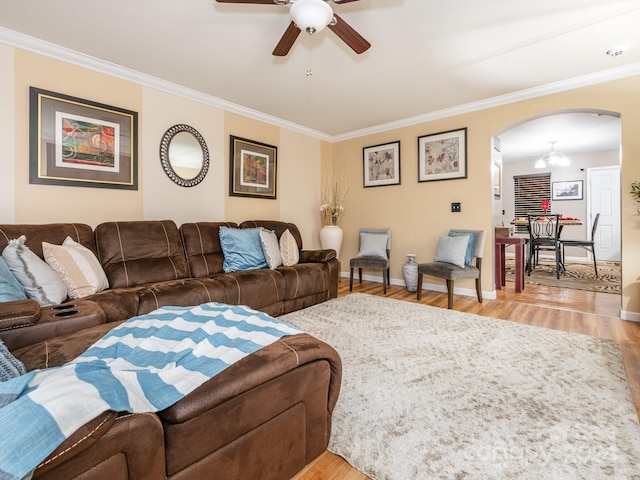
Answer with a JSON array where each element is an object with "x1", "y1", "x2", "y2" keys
[{"x1": 588, "y1": 166, "x2": 621, "y2": 262}]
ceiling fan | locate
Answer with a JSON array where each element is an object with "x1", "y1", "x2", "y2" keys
[{"x1": 215, "y1": 0, "x2": 371, "y2": 56}]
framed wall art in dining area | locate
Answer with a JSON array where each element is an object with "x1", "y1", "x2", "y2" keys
[
  {"x1": 362, "y1": 140, "x2": 401, "y2": 187},
  {"x1": 417, "y1": 127, "x2": 467, "y2": 182},
  {"x1": 229, "y1": 135, "x2": 277, "y2": 199},
  {"x1": 29, "y1": 87, "x2": 138, "y2": 190},
  {"x1": 552, "y1": 180, "x2": 583, "y2": 200}
]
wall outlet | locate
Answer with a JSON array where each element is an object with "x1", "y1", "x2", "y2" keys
[{"x1": 451, "y1": 202, "x2": 461, "y2": 212}]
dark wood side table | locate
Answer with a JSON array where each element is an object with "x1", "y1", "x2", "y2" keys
[{"x1": 495, "y1": 236, "x2": 526, "y2": 293}]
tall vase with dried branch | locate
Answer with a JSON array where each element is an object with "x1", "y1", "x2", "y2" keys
[{"x1": 319, "y1": 173, "x2": 348, "y2": 258}]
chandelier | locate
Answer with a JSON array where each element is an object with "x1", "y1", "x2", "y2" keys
[{"x1": 534, "y1": 141, "x2": 569, "y2": 168}]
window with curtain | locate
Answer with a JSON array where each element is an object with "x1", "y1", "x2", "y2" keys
[{"x1": 513, "y1": 173, "x2": 551, "y2": 233}]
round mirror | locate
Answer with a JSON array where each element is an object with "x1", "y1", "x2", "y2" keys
[{"x1": 160, "y1": 124, "x2": 209, "y2": 187}]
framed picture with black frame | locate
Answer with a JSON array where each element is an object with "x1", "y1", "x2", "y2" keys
[
  {"x1": 362, "y1": 140, "x2": 401, "y2": 187},
  {"x1": 417, "y1": 127, "x2": 467, "y2": 182},
  {"x1": 229, "y1": 135, "x2": 277, "y2": 199},
  {"x1": 552, "y1": 180, "x2": 583, "y2": 200},
  {"x1": 29, "y1": 87, "x2": 138, "y2": 190}
]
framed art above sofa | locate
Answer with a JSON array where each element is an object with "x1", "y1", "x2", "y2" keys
[
  {"x1": 229, "y1": 135, "x2": 277, "y2": 199},
  {"x1": 29, "y1": 87, "x2": 138, "y2": 190}
]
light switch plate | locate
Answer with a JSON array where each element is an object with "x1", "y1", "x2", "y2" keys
[{"x1": 451, "y1": 202, "x2": 461, "y2": 212}]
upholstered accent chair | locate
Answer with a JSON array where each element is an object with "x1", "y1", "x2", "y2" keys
[
  {"x1": 416, "y1": 229, "x2": 486, "y2": 309},
  {"x1": 561, "y1": 212, "x2": 600, "y2": 276},
  {"x1": 349, "y1": 228, "x2": 391, "y2": 294}
]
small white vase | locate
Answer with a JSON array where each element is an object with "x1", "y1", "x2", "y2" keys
[
  {"x1": 402, "y1": 254, "x2": 418, "y2": 292},
  {"x1": 320, "y1": 225, "x2": 343, "y2": 259}
]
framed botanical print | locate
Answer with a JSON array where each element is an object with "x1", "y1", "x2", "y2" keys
[
  {"x1": 363, "y1": 141, "x2": 401, "y2": 187},
  {"x1": 418, "y1": 128, "x2": 467, "y2": 182}
]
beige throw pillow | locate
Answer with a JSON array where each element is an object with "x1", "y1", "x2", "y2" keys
[
  {"x1": 279, "y1": 229, "x2": 299, "y2": 266},
  {"x1": 43, "y1": 237, "x2": 109, "y2": 299}
]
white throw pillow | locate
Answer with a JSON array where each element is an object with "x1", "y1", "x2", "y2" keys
[
  {"x1": 433, "y1": 235, "x2": 470, "y2": 268},
  {"x1": 43, "y1": 237, "x2": 109, "y2": 299},
  {"x1": 357, "y1": 232, "x2": 388, "y2": 258},
  {"x1": 1, "y1": 235, "x2": 67, "y2": 306},
  {"x1": 279, "y1": 229, "x2": 299, "y2": 266},
  {"x1": 259, "y1": 229, "x2": 283, "y2": 269}
]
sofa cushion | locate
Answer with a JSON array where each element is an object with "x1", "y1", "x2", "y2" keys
[
  {"x1": 0, "y1": 257, "x2": 27, "y2": 303},
  {"x1": 280, "y1": 229, "x2": 299, "y2": 266},
  {"x1": 219, "y1": 227, "x2": 268, "y2": 273},
  {"x1": 43, "y1": 237, "x2": 109, "y2": 299},
  {"x1": 0, "y1": 223, "x2": 96, "y2": 260},
  {"x1": 95, "y1": 220, "x2": 189, "y2": 288},
  {"x1": 2, "y1": 235, "x2": 67, "y2": 306},
  {"x1": 260, "y1": 229, "x2": 283, "y2": 269},
  {"x1": 180, "y1": 222, "x2": 239, "y2": 278}
]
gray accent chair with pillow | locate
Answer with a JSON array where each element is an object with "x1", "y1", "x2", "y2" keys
[
  {"x1": 416, "y1": 229, "x2": 486, "y2": 309},
  {"x1": 349, "y1": 228, "x2": 391, "y2": 294}
]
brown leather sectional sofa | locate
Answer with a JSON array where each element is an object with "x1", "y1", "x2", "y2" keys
[{"x1": 0, "y1": 219, "x2": 342, "y2": 480}]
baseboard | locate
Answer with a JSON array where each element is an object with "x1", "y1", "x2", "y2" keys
[
  {"x1": 620, "y1": 310, "x2": 640, "y2": 322},
  {"x1": 339, "y1": 272, "x2": 497, "y2": 300}
]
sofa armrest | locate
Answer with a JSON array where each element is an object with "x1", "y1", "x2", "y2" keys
[
  {"x1": 0, "y1": 299, "x2": 41, "y2": 331},
  {"x1": 299, "y1": 249, "x2": 336, "y2": 263},
  {"x1": 0, "y1": 300, "x2": 107, "y2": 352}
]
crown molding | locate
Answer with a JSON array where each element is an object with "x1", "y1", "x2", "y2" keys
[
  {"x1": 2, "y1": 26, "x2": 639, "y2": 144},
  {"x1": 0, "y1": 27, "x2": 332, "y2": 142},
  {"x1": 334, "y1": 62, "x2": 640, "y2": 142}
]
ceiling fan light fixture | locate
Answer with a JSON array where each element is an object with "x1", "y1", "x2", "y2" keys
[
  {"x1": 540, "y1": 141, "x2": 569, "y2": 167},
  {"x1": 290, "y1": 0, "x2": 333, "y2": 34}
]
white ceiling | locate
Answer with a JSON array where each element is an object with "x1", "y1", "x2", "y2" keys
[{"x1": 0, "y1": 0, "x2": 638, "y2": 153}]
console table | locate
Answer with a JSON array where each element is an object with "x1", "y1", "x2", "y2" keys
[{"x1": 495, "y1": 236, "x2": 526, "y2": 293}]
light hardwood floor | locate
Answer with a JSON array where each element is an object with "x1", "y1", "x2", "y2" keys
[{"x1": 293, "y1": 275, "x2": 640, "y2": 480}]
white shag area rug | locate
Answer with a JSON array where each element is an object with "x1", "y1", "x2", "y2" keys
[{"x1": 281, "y1": 293, "x2": 640, "y2": 480}]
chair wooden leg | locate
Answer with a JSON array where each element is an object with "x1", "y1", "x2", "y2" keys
[
  {"x1": 416, "y1": 273, "x2": 423, "y2": 300},
  {"x1": 446, "y1": 280, "x2": 454, "y2": 309},
  {"x1": 475, "y1": 277, "x2": 483, "y2": 303},
  {"x1": 382, "y1": 270, "x2": 387, "y2": 294},
  {"x1": 358, "y1": 268, "x2": 363, "y2": 284},
  {"x1": 387, "y1": 267, "x2": 391, "y2": 286},
  {"x1": 593, "y1": 249, "x2": 598, "y2": 277},
  {"x1": 349, "y1": 267, "x2": 354, "y2": 291}
]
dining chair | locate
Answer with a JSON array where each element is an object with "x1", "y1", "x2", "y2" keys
[
  {"x1": 527, "y1": 214, "x2": 562, "y2": 279},
  {"x1": 349, "y1": 228, "x2": 391, "y2": 294},
  {"x1": 560, "y1": 213, "x2": 600, "y2": 276},
  {"x1": 416, "y1": 229, "x2": 486, "y2": 309}
]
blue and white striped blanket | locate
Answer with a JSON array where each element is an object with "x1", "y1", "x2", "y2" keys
[{"x1": 0, "y1": 302, "x2": 302, "y2": 480}]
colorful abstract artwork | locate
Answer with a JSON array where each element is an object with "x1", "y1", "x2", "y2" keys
[{"x1": 230, "y1": 136, "x2": 277, "y2": 199}]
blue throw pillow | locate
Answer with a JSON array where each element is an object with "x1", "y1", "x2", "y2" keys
[
  {"x1": 0, "y1": 257, "x2": 27, "y2": 303},
  {"x1": 449, "y1": 230, "x2": 476, "y2": 266},
  {"x1": 219, "y1": 227, "x2": 268, "y2": 273}
]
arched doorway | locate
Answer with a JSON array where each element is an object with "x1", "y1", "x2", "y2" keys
[{"x1": 492, "y1": 109, "x2": 621, "y2": 300}]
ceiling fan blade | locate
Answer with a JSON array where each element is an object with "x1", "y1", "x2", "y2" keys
[
  {"x1": 215, "y1": 0, "x2": 276, "y2": 4},
  {"x1": 332, "y1": 0, "x2": 362, "y2": 3},
  {"x1": 328, "y1": 13, "x2": 371, "y2": 54},
  {"x1": 273, "y1": 22, "x2": 301, "y2": 56}
]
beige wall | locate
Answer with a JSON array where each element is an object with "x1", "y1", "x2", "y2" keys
[
  {"x1": 332, "y1": 76, "x2": 640, "y2": 317},
  {"x1": 2, "y1": 44, "x2": 640, "y2": 316},
  {"x1": 11, "y1": 50, "x2": 143, "y2": 225},
  {"x1": 141, "y1": 87, "x2": 225, "y2": 223},
  {"x1": 0, "y1": 47, "x2": 324, "y2": 239},
  {"x1": 0, "y1": 44, "x2": 15, "y2": 223}
]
